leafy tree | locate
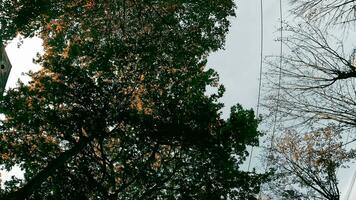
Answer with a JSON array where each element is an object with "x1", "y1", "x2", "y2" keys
[{"x1": 0, "y1": 0, "x2": 268, "y2": 199}]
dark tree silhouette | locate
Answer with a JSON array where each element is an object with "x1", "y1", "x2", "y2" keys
[{"x1": 0, "y1": 0, "x2": 268, "y2": 199}]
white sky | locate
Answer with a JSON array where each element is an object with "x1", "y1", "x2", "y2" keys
[{"x1": 2, "y1": 0, "x2": 356, "y2": 199}]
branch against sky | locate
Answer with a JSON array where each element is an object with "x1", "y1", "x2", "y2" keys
[
  {"x1": 260, "y1": 1, "x2": 356, "y2": 199},
  {"x1": 266, "y1": 126, "x2": 355, "y2": 200},
  {"x1": 289, "y1": 0, "x2": 356, "y2": 28},
  {"x1": 264, "y1": 22, "x2": 356, "y2": 128}
]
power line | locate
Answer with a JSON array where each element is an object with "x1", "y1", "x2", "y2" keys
[
  {"x1": 345, "y1": 64, "x2": 356, "y2": 200},
  {"x1": 345, "y1": 130, "x2": 356, "y2": 200},
  {"x1": 269, "y1": 0, "x2": 283, "y2": 156},
  {"x1": 255, "y1": 0, "x2": 264, "y2": 118},
  {"x1": 345, "y1": 169, "x2": 356, "y2": 200},
  {"x1": 247, "y1": 0, "x2": 264, "y2": 171}
]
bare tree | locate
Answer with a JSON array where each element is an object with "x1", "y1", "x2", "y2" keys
[
  {"x1": 267, "y1": 126, "x2": 355, "y2": 200},
  {"x1": 262, "y1": 1, "x2": 356, "y2": 199},
  {"x1": 290, "y1": 0, "x2": 356, "y2": 27},
  {"x1": 265, "y1": 22, "x2": 356, "y2": 128}
]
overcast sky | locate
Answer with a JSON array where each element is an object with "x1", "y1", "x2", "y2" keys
[
  {"x1": 208, "y1": 0, "x2": 281, "y2": 114},
  {"x1": 3, "y1": 0, "x2": 356, "y2": 198}
]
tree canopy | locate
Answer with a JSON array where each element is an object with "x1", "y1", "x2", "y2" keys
[{"x1": 0, "y1": 0, "x2": 267, "y2": 199}]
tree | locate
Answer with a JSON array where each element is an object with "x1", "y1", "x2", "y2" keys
[
  {"x1": 266, "y1": 126, "x2": 355, "y2": 200},
  {"x1": 263, "y1": 1, "x2": 356, "y2": 128},
  {"x1": 265, "y1": 22, "x2": 356, "y2": 127},
  {"x1": 263, "y1": 0, "x2": 356, "y2": 199},
  {"x1": 290, "y1": 0, "x2": 356, "y2": 27},
  {"x1": 0, "y1": 0, "x2": 268, "y2": 199}
]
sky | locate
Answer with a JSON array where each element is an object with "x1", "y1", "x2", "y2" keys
[
  {"x1": 2, "y1": 0, "x2": 356, "y2": 198},
  {"x1": 208, "y1": 0, "x2": 282, "y2": 117}
]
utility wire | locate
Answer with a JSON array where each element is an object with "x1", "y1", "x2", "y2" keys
[
  {"x1": 247, "y1": 0, "x2": 264, "y2": 171},
  {"x1": 345, "y1": 69, "x2": 356, "y2": 200},
  {"x1": 269, "y1": 0, "x2": 283, "y2": 156},
  {"x1": 345, "y1": 169, "x2": 356, "y2": 200},
  {"x1": 345, "y1": 132, "x2": 356, "y2": 200}
]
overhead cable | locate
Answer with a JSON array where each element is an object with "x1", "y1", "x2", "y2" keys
[{"x1": 247, "y1": 0, "x2": 264, "y2": 171}]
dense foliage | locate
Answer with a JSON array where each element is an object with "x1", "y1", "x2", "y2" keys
[{"x1": 0, "y1": 0, "x2": 267, "y2": 199}]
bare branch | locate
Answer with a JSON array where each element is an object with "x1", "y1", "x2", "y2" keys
[
  {"x1": 290, "y1": 0, "x2": 356, "y2": 28},
  {"x1": 264, "y1": 22, "x2": 356, "y2": 127}
]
